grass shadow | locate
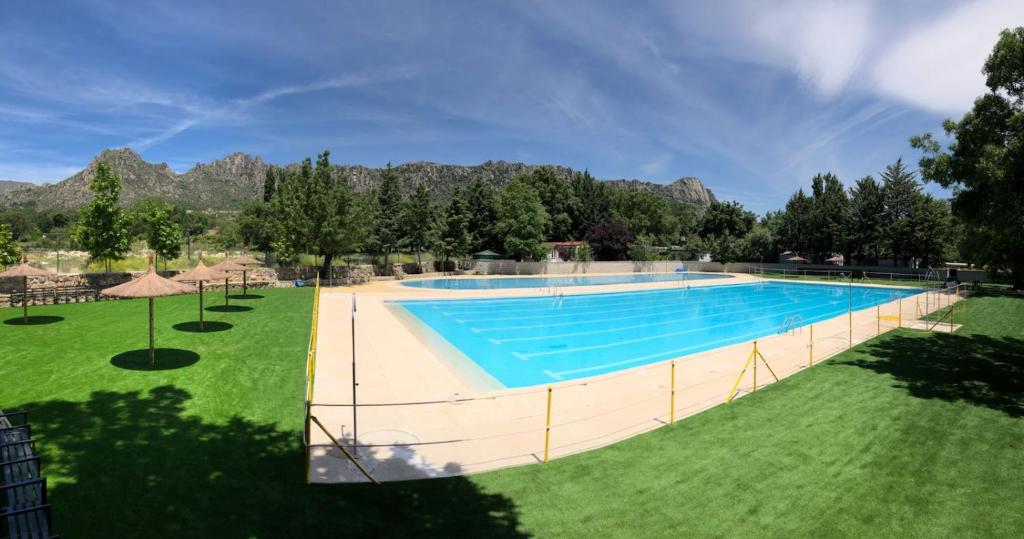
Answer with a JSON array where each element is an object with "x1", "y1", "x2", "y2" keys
[
  {"x1": 205, "y1": 305, "x2": 253, "y2": 313},
  {"x1": 3, "y1": 315, "x2": 65, "y2": 326},
  {"x1": 229, "y1": 294, "x2": 264, "y2": 300},
  {"x1": 846, "y1": 331, "x2": 1024, "y2": 417},
  {"x1": 19, "y1": 387, "x2": 526, "y2": 537},
  {"x1": 172, "y1": 321, "x2": 233, "y2": 333},
  {"x1": 110, "y1": 349, "x2": 201, "y2": 371}
]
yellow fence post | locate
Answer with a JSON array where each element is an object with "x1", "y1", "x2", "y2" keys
[
  {"x1": 752, "y1": 341, "x2": 758, "y2": 392},
  {"x1": 898, "y1": 297, "x2": 902, "y2": 328},
  {"x1": 726, "y1": 348, "x2": 756, "y2": 403},
  {"x1": 543, "y1": 387, "x2": 553, "y2": 463},
  {"x1": 304, "y1": 401, "x2": 311, "y2": 484},
  {"x1": 876, "y1": 305, "x2": 880, "y2": 336},
  {"x1": 808, "y1": 324, "x2": 813, "y2": 367},
  {"x1": 669, "y1": 360, "x2": 676, "y2": 424}
]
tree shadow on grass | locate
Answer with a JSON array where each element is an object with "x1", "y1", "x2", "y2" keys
[
  {"x1": 844, "y1": 332, "x2": 1024, "y2": 417},
  {"x1": 172, "y1": 321, "x2": 233, "y2": 333},
  {"x1": 19, "y1": 387, "x2": 525, "y2": 538},
  {"x1": 110, "y1": 349, "x2": 201, "y2": 371},
  {"x1": 205, "y1": 305, "x2": 253, "y2": 313},
  {"x1": 3, "y1": 315, "x2": 65, "y2": 326},
  {"x1": 229, "y1": 293, "x2": 264, "y2": 300}
]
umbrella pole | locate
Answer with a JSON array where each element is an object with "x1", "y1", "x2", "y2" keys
[
  {"x1": 225, "y1": 278, "x2": 229, "y2": 306},
  {"x1": 199, "y1": 281, "x2": 205, "y2": 330},
  {"x1": 148, "y1": 297, "x2": 155, "y2": 366},
  {"x1": 22, "y1": 276, "x2": 28, "y2": 324},
  {"x1": 243, "y1": 270, "x2": 248, "y2": 297}
]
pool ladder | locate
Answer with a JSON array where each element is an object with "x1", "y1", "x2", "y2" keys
[{"x1": 778, "y1": 314, "x2": 803, "y2": 335}]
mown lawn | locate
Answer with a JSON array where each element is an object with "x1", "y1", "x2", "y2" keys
[{"x1": 2, "y1": 287, "x2": 1021, "y2": 537}]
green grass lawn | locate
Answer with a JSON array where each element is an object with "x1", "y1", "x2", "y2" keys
[{"x1": 2, "y1": 287, "x2": 1022, "y2": 537}]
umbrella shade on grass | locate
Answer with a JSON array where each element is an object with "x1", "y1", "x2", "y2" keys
[
  {"x1": 210, "y1": 258, "x2": 246, "y2": 306},
  {"x1": 102, "y1": 255, "x2": 195, "y2": 366},
  {"x1": 172, "y1": 253, "x2": 228, "y2": 330},
  {"x1": 230, "y1": 248, "x2": 262, "y2": 297},
  {"x1": 0, "y1": 254, "x2": 53, "y2": 324}
]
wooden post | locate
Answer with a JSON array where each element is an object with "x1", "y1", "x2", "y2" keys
[
  {"x1": 148, "y1": 297, "x2": 155, "y2": 366},
  {"x1": 199, "y1": 281, "x2": 205, "y2": 330},
  {"x1": 243, "y1": 270, "x2": 248, "y2": 297},
  {"x1": 224, "y1": 277, "x2": 230, "y2": 306},
  {"x1": 22, "y1": 276, "x2": 28, "y2": 324}
]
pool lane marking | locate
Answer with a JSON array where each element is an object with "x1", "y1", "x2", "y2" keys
[
  {"x1": 513, "y1": 297, "x2": 877, "y2": 360},
  {"x1": 467, "y1": 288, "x2": 839, "y2": 332},
  {"x1": 460, "y1": 287, "x2": 833, "y2": 326},
  {"x1": 488, "y1": 296, "x2": 843, "y2": 344}
]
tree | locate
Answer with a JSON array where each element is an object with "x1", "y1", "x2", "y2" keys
[
  {"x1": 778, "y1": 189, "x2": 813, "y2": 257},
  {"x1": 628, "y1": 234, "x2": 660, "y2": 261},
  {"x1": 809, "y1": 173, "x2": 849, "y2": 262},
  {"x1": 610, "y1": 190, "x2": 679, "y2": 245},
  {"x1": 374, "y1": 165, "x2": 404, "y2": 272},
  {"x1": 525, "y1": 167, "x2": 576, "y2": 241},
  {"x1": 237, "y1": 200, "x2": 274, "y2": 254},
  {"x1": 573, "y1": 241, "x2": 594, "y2": 262},
  {"x1": 908, "y1": 195, "x2": 952, "y2": 268},
  {"x1": 880, "y1": 159, "x2": 921, "y2": 267},
  {"x1": 495, "y1": 177, "x2": 549, "y2": 261},
  {"x1": 73, "y1": 161, "x2": 131, "y2": 272},
  {"x1": 142, "y1": 200, "x2": 182, "y2": 270},
  {"x1": 400, "y1": 183, "x2": 435, "y2": 268},
  {"x1": 271, "y1": 151, "x2": 356, "y2": 277},
  {"x1": 568, "y1": 170, "x2": 611, "y2": 238},
  {"x1": 466, "y1": 180, "x2": 499, "y2": 252},
  {"x1": 584, "y1": 219, "x2": 634, "y2": 261},
  {"x1": 911, "y1": 27, "x2": 1024, "y2": 289},
  {"x1": 0, "y1": 223, "x2": 20, "y2": 267},
  {"x1": 432, "y1": 188, "x2": 472, "y2": 270},
  {"x1": 847, "y1": 176, "x2": 885, "y2": 264}
]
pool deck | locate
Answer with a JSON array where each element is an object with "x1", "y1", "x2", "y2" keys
[{"x1": 308, "y1": 273, "x2": 960, "y2": 483}]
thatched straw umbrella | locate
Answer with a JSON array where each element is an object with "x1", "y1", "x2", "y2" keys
[
  {"x1": 101, "y1": 254, "x2": 194, "y2": 366},
  {"x1": 172, "y1": 252, "x2": 228, "y2": 330},
  {"x1": 0, "y1": 254, "x2": 53, "y2": 324},
  {"x1": 231, "y1": 248, "x2": 262, "y2": 297},
  {"x1": 210, "y1": 258, "x2": 246, "y2": 306}
]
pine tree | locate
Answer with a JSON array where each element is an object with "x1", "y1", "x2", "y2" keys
[
  {"x1": 73, "y1": 161, "x2": 131, "y2": 272},
  {"x1": 375, "y1": 165, "x2": 404, "y2": 272},
  {"x1": 466, "y1": 180, "x2": 499, "y2": 252},
  {"x1": 400, "y1": 183, "x2": 434, "y2": 268},
  {"x1": 432, "y1": 188, "x2": 472, "y2": 271},
  {"x1": 880, "y1": 159, "x2": 922, "y2": 267},
  {"x1": 848, "y1": 176, "x2": 885, "y2": 264}
]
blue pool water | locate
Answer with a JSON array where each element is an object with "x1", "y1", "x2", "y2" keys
[
  {"x1": 390, "y1": 281, "x2": 921, "y2": 388},
  {"x1": 403, "y1": 272, "x2": 732, "y2": 289}
]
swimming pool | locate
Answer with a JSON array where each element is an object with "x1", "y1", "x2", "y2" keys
[
  {"x1": 403, "y1": 272, "x2": 732, "y2": 289},
  {"x1": 390, "y1": 282, "x2": 921, "y2": 388}
]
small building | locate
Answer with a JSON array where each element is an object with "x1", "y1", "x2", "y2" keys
[{"x1": 544, "y1": 241, "x2": 585, "y2": 262}]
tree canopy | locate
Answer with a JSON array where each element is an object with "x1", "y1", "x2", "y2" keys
[
  {"x1": 73, "y1": 162, "x2": 131, "y2": 272},
  {"x1": 495, "y1": 176, "x2": 549, "y2": 261}
]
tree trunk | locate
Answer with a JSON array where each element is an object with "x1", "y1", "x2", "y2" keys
[
  {"x1": 1013, "y1": 263, "x2": 1024, "y2": 291},
  {"x1": 148, "y1": 297, "x2": 155, "y2": 366},
  {"x1": 320, "y1": 253, "x2": 334, "y2": 280},
  {"x1": 382, "y1": 249, "x2": 390, "y2": 275}
]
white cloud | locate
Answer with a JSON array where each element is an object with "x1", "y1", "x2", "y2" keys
[{"x1": 871, "y1": 0, "x2": 1024, "y2": 114}]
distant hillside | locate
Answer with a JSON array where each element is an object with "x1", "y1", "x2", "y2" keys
[
  {"x1": 0, "y1": 180, "x2": 33, "y2": 194},
  {"x1": 0, "y1": 148, "x2": 716, "y2": 210}
]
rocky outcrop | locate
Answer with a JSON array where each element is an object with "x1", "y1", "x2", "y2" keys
[{"x1": 0, "y1": 150, "x2": 717, "y2": 210}]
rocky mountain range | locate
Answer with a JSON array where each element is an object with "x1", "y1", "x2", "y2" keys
[{"x1": 0, "y1": 148, "x2": 716, "y2": 210}]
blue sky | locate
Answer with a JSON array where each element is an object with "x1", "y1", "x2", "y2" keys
[{"x1": 1, "y1": 0, "x2": 1021, "y2": 213}]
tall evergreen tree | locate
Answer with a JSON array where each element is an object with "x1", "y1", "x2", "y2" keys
[
  {"x1": 73, "y1": 162, "x2": 131, "y2": 272},
  {"x1": 908, "y1": 195, "x2": 952, "y2": 268},
  {"x1": 466, "y1": 180, "x2": 499, "y2": 252},
  {"x1": 778, "y1": 189, "x2": 813, "y2": 257},
  {"x1": 880, "y1": 159, "x2": 921, "y2": 267},
  {"x1": 568, "y1": 170, "x2": 611, "y2": 238},
  {"x1": 374, "y1": 165, "x2": 404, "y2": 272},
  {"x1": 401, "y1": 183, "x2": 434, "y2": 267},
  {"x1": 847, "y1": 176, "x2": 885, "y2": 264},
  {"x1": 495, "y1": 177, "x2": 550, "y2": 261},
  {"x1": 809, "y1": 173, "x2": 849, "y2": 262},
  {"x1": 525, "y1": 167, "x2": 576, "y2": 241},
  {"x1": 432, "y1": 188, "x2": 472, "y2": 271}
]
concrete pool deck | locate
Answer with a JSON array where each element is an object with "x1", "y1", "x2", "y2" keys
[{"x1": 307, "y1": 273, "x2": 960, "y2": 483}]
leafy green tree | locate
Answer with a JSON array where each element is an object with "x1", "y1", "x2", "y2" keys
[
  {"x1": 401, "y1": 183, "x2": 435, "y2": 267},
  {"x1": 584, "y1": 219, "x2": 634, "y2": 261},
  {"x1": 495, "y1": 177, "x2": 549, "y2": 261},
  {"x1": 740, "y1": 219, "x2": 780, "y2": 263},
  {"x1": 0, "y1": 223, "x2": 20, "y2": 267},
  {"x1": 697, "y1": 201, "x2": 755, "y2": 264},
  {"x1": 466, "y1": 180, "x2": 500, "y2": 252},
  {"x1": 237, "y1": 200, "x2": 274, "y2": 254},
  {"x1": 908, "y1": 195, "x2": 952, "y2": 268},
  {"x1": 568, "y1": 170, "x2": 611, "y2": 238},
  {"x1": 432, "y1": 188, "x2": 472, "y2": 270},
  {"x1": 573, "y1": 241, "x2": 594, "y2": 262},
  {"x1": 880, "y1": 159, "x2": 921, "y2": 267},
  {"x1": 611, "y1": 190, "x2": 679, "y2": 245},
  {"x1": 911, "y1": 27, "x2": 1024, "y2": 289},
  {"x1": 142, "y1": 200, "x2": 182, "y2": 270},
  {"x1": 524, "y1": 167, "x2": 576, "y2": 241},
  {"x1": 628, "y1": 234, "x2": 660, "y2": 261},
  {"x1": 73, "y1": 162, "x2": 131, "y2": 272},
  {"x1": 847, "y1": 176, "x2": 885, "y2": 264},
  {"x1": 809, "y1": 173, "x2": 849, "y2": 261}
]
